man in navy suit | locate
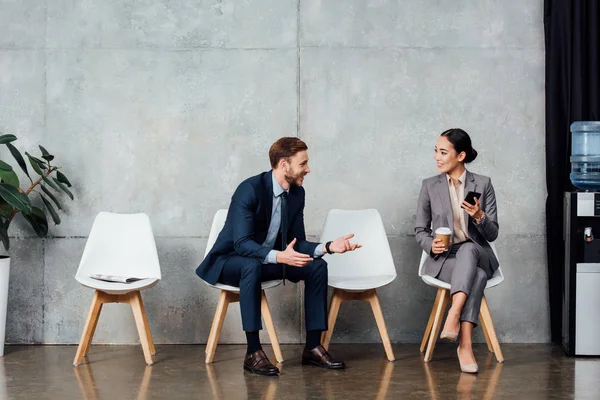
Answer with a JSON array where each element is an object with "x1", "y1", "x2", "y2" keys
[{"x1": 196, "y1": 137, "x2": 361, "y2": 376}]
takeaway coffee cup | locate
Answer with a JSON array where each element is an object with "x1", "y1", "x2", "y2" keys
[{"x1": 435, "y1": 227, "x2": 452, "y2": 250}]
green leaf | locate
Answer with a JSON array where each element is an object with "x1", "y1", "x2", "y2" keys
[
  {"x1": 25, "y1": 152, "x2": 44, "y2": 176},
  {"x1": 0, "y1": 170, "x2": 19, "y2": 187},
  {"x1": 30, "y1": 154, "x2": 45, "y2": 165},
  {"x1": 39, "y1": 145, "x2": 54, "y2": 162},
  {"x1": 0, "y1": 216, "x2": 9, "y2": 251},
  {"x1": 53, "y1": 178, "x2": 74, "y2": 200},
  {"x1": 0, "y1": 183, "x2": 32, "y2": 213},
  {"x1": 41, "y1": 185, "x2": 62, "y2": 210},
  {"x1": 0, "y1": 198, "x2": 13, "y2": 218},
  {"x1": 22, "y1": 207, "x2": 48, "y2": 238},
  {"x1": 6, "y1": 143, "x2": 30, "y2": 180},
  {"x1": 56, "y1": 171, "x2": 72, "y2": 187},
  {"x1": 40, "y1": 195, "x2": 60, "y2": 225},
  {"x1": 42, "y1": 175, "x2": 60, "y2": 192},
  {"x1": 26, "y1": 152, "x2": 46, "y2": 169},
  {"x1": 0, "y1": 135, "x2": 17, "y2": 145},
  {"x1": 0, "y1": 160, "x2": 12, "y2": 171}
]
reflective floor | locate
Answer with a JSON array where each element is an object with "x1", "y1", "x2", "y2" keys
[{"x1": 0, "y1": 344, "x2": 598, "y2": 399}]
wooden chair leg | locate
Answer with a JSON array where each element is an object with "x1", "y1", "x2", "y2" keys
[
  {"x1": 366, "y1": 290, "x2": 395, "y2": 361},
  {"x1": 83, "y1": 301, "x2": 103, "y2": 357},
  {"x1": 479, "y1": 308, "x2": 494, "y2": 353},
  {"x1": 424, "y1": 289, "x2": 450, "y2": 362},
  {"x1": 322, "y1": 289, "x2": 344, "y2": 350},
  {"x1": 138, "y1": 295, "x2": 157, "y2": 356},
  {"x1": 74, "y1": 291, "x2": 104, "y2": 366},
  {"x1": 261, "y1": 290, "x2": 284, "y2": 363},
  {"x1": 205, "y1": 290, "x2": 232, "y2": 364},
  {"x1": 130, "y1": 291, "x2": 154, "y2": 365},
  {"x1": 421, "y1": 288, "x2": 443, "y2": 352},
  {"x1": 479, "y1": 295, "x2": 504, "y2": 363}
]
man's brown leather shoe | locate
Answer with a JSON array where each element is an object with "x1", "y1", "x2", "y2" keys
[
  {"x1": 243, "y1": 349, "x2": 280, "y2": 376},
  {"x1": 301, "y1": 345, "x2": 346, "y2": 369}
]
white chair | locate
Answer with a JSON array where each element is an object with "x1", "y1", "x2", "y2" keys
[
  {"x1": 418, "y1": 242, "x2": 505, "y2": 363},
  {"x1": 73, "y1": 212, "x2": 161, "y2": 366},
  {"x1": 202, "y1": 209, "x2": 284, "y2": 364},
  {"x1": 319, "y1": 209, "x2": 397, "y2": 361}
]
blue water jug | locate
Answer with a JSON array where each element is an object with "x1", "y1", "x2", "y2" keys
[{"x1": 571, "y1": 121, "x2": 600, "y2": 191}]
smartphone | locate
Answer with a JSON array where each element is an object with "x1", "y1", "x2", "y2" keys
[{"x1": 464, "y1": 191, "x2": 481, "y2": 206}]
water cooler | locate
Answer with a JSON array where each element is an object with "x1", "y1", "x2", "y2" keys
[
  {"x1": 563, "y1": 193, "x2": 600, "y2": 355},
  {"x1": 563, "y1": 122, "x2": 600, "y2": 356}
]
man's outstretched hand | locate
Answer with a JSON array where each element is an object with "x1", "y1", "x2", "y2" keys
[
  {"x1": 328, "y1": 233, "x2": 362, "y2": 254},
  {"x1": 276, "y1": 238, "x2": 313, "y2": 267}
]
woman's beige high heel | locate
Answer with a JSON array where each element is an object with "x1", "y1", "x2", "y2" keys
[
  {"x1": 440, "y1": 331, "x2": 459, "y2": 342},
  {"x1": 457, "y1": 347, "x2": 478, "y2": 374}
]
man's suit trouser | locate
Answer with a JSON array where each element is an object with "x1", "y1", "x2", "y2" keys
[{"x1": 218, "y1": 256, "x2": 328, "y2": 332}]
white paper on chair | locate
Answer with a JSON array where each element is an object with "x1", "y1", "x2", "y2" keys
[{"x1": 89, "y1": 273, "x2": 146, "y2": 283}]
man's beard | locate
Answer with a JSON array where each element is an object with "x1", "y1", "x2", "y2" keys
[{"x1": 285, "y1": 170, "x2": 304, "y2": 186}]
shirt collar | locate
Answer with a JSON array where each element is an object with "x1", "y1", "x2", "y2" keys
[
  {"x1": 272, "y1": 173, "x2": 288, "y2": 197},
  {"x1": 447, "y1": 169, "x2": 467, "y2": 185}
]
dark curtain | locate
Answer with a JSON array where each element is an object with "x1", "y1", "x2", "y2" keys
[{"x1": 544, "y1": 0, "x2": 600, "y2": 343}]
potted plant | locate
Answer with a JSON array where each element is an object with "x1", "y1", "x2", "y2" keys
[{"x1": 0, "y1": 132, "x2": 74, "y2": 356}]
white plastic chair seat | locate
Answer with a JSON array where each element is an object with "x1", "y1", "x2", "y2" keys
[
  {"x1": 420, "y1": 268, "x2": 504, "y2": 291},
  {"x1": 76, "y1": 277, "x2": 160, "y2": 295},
  {"x1": 203, "y1": 279, "x2": 283, "y2": 293},
  {"x1": 74, "y1": 212, "x2": 162, "y2": 292},
  {"x1": 418, "y1": 241, "x2": 504, "y2": 291},
  {"x1": 328, "y1": 275, "x2": 396, "y2": 292}
]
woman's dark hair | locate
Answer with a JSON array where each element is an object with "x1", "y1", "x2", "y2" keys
[{"x1": 440, "y1": 128, "x2": 478, "y2": 163}]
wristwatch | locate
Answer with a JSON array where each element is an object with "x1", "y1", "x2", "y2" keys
[
  {"x1": 325, "y1": 241, "x2": 334, "y2": 254},
  {"x1": 475, "y1": 212, "x2": 486, "y2": 225}
]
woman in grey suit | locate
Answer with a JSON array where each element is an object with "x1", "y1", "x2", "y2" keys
[{"x1": 415, "y1": 128, "x2": 499, "y2": 373}]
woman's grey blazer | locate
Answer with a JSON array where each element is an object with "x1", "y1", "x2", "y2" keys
[{"x1": 415, "y1": 171, "x2": 499, "y2": 278}]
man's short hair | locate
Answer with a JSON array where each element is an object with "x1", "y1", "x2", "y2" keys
[{"x1": 268, "y1": 137, "x2": 308, "y2": 169}]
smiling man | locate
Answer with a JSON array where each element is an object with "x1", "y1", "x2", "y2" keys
[{"x1": 196, "y1": 137, "x2": 361, "y2": 376}]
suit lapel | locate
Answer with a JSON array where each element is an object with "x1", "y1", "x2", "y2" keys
[
  {"x1": 264, "y1": 171, "x2": 274, "y2": 226},
  {"x1": 464, "y1": 171, "x2": 477, "y2": 226},
  {"x1": 436, "y1": 174, "x2": 453, "y2": 229}
]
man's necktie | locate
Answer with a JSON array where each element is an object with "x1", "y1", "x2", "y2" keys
[{"x1": 280, "y1": 192, "x2": 288, "y2": 284}]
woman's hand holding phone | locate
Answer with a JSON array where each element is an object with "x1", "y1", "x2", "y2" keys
[{"x1": 461, "y1": 196, "x2": 484, "y2": 220}]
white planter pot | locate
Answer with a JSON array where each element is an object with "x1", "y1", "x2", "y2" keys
[{"x1": 0, "y1": 256, "x2": 9, "y2": 357}]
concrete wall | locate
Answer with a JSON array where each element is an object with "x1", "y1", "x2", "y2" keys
[{"x1": 0, "y1": 0, "x2": 547, "y2": 345}]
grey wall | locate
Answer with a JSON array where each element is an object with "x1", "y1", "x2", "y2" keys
[{"x1": 1, "y1": 0, "x2": 547, "y2": 345}]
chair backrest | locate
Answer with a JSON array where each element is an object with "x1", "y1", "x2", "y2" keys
[
  {"x1": 320, "y1": 209, "x2": 396, "y2": 277},
  {"x1": 76, "y1": 212, "x2": 161, "y2": 279},
  {"x1": 418, "y1": 241, "x2": 504, "y2": 281},
  {"x1": 205, "y1": 209, "x2": 228, "y2": 258}
]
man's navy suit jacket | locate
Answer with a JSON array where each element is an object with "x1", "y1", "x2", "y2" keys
[{"x1": 196, "y1": 170, "x2": 320, "y2": 285}]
